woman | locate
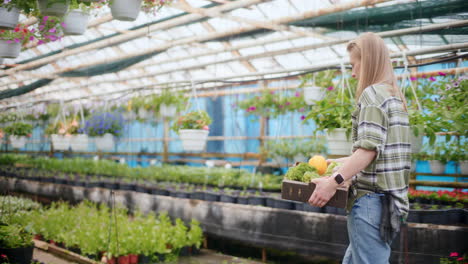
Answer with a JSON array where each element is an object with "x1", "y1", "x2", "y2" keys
[{"x1": 308, "y1": 32, "x2": 411, "y2": 264}]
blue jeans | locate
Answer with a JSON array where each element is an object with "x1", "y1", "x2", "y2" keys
[{"x1": 342, "y1": 193, "x2": 392, "y2": 264}]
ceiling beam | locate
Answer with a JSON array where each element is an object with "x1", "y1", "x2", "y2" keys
[
  {"x1": 19, "y1": 19, "x2": 468, "y2": 99},
  {"x1": 2, "y1": 0, "x2": 267, "y2": 75}
]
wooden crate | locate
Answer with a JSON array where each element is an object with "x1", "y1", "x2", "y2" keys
[{"x1": 281, "y1": 179, "x2": 348, "y2": 209}]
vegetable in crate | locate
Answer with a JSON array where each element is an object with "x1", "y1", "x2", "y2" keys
[{"x1": 284, "y1": 162, "x2": 317, "y2": 183}]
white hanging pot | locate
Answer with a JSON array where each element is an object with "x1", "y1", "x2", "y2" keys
[
  {"x1": 160, "y1": 104, "x2": 177, "y2": 118},
  {"x1": 460, "y1": 161, "x2": 468, "y2": 175},
  {"x1": 138, "y1": 108, "x2": 150, "y2": 120},
  {"x1": 179, "y1": 129, "x2": 209, "y2": 152},
  {"x1": 326, "y1": 128, "x2": 352, "y2": 155},
  {"x1": 110, "y1": 0, "x2": 142, "y2": 21},
  {"x1": 0, "y1": 40, "x2": 21, "y2": 59},
  {"x1": 63, "y1": 9, "x2": 89, "y2": 35},
  {"x1": 95, "y1": 133, "x2": 115, "y2": 151},
  {"x1": 304, "y1": 86, "x2": 325, "y2": 105},
  {"x1": 0, "y1": 7, "x2": 20, "y2": 30},
  {"x1": 122, "y1": 111, "x2": 136, "y2": 121},
  {"x1": 10, "y1": 135, "x2": 27, "y2": 149},
  {"x1": 429, "y1": 160, "x2": 445, "y2": 174},
  {"x1": 37, "y1": 0, "x2": 70, "y2": 16},
  {"x1": 51, "y1": 134, "x2": 71, "y2": 151},
  {"x1": 410, "y1": 131, "x2": 423, "y2": 154},
  {"x1": 69, "y1": 134, "x2": 89, "y2": 151}
]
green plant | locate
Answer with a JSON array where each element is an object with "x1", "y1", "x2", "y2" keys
[
  {"x1": 0, "y1": 224, "x2": 33, "y2": 248},
  {"x1": 141, "y1": 0, "x2": 174, "y2": 14},
  {"x1": 265, "y1": 138, "x2": 327, "y2": 162},
  {"x1": 439, "y1": 252, "x2": 467, "y2": 263},
  {"x1": 0, "y1": 24, "x2": 35, "y2": 45},
  {"x1": 299, "y1": 70, "x2": 335, "y2": 91},
  {"x1": 82, "y1": 111, "x2": 124, "y2": 137},
  {"x1": 0, "y1": 0, "x2": 37, "y2": 15},
  {"x1": 4, "y1": 122, "x2": 32, "y2": 136},
  {"x1": 171, "y1": 110, "x2": 212, "y2": 131},
  {"x1": 151, "y1": 90, "x2": 187, "y2": 113},
  {"x1": 237, "y1": 90, "x2": 287, "y2": 118},
  {"x1": 303, "y1": 81, "x2": 354, "y2": 137}
]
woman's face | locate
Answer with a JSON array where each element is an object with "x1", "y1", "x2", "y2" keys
[{"x1": 350, "y1": 51, "x2": 361, "y2": 80}]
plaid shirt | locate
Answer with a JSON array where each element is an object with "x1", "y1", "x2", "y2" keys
[{"x1": 348, "y1": 84, "x2": 411, "y2": 219}]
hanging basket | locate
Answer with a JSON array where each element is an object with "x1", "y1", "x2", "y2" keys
[
  {"x1": 37, "y1": 0, "x2": 70, "y2": 16},
  {"x1": 69, "y1": 134, "x2": 89, "y2": 152},
  {"x1": 110, "y1": 0, "x2": 142, "y2": 21},
  {"x1": 63, "y1": 9, "x2": 89, "y2": 35},
  {"x1": 0, "y1": 7, "x2": 20, "y2": 30},
  {"x1": 326, "y1": 128, "x2": 352, "y2": 155},
  {"x1": 410, "y1": 131, "x2": 423, "y2": 154},
  {"x1": 303, "y1": 86, "x2": 325, "y2": 105},
  {"x1": 160, "y1": 104, "x2": 177, "y2": 118},
  {"x1": 51, "y1": 134, "x2": 71, "y2": 151},
  {"x1": 179, "y1": 129, "x2": 209, "y2": 152},
  {"x1": 137, "y1": 108, "x2": 151, "y2": 121},
  {"x1": 95, "y1": 133, "x2": 115, "y2": 151},
  {"x1": 429, "y1": 160, "x2": 445, "y2": 174},
  {"x1": 0, "y1": 40, "x2": 21, "y2": 59},
  {"x1": 10, "y1": 135, "x2": 27, "y2": 149},
  {"x1": 123, "y1": 111, "x2": 136, "y2": 121},
  {"x1": 460, "y1": 161, "x2": 468, "y2": 175}
]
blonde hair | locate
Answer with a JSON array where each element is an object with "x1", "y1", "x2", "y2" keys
[{"x1": 347, "y1": 32, "x2": 407, "y2": 110}]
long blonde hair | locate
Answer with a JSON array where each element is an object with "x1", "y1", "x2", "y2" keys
[{"x1": 347, "y1": 32, "x2": 407, "y2": 110}]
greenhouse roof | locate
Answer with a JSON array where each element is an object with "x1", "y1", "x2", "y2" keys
[{"x1": 0, "y1": 0, "x2": 467, "y2": 108}]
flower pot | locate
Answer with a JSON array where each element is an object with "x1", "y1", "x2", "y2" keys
[
  {"x1": 326, "y1": 128, "x2": 352, "y2": 155},
  {"x1": 178, "y1": 129, "x2": 209, "y2": 152},
  {"x1": 110, "y1": 0, "x2": 142, "y2": 21},
  {"x1": 128, "y1": 254, "x2": 138, "y2": 264},
  {"x1": 37, "y1": 0, "x2": 70, "y2": 16},
  {"x1": 51, "y1": 134, "x2": 71, "y2": 151},
  {"x1": 69, "y1": 134, "x2": 89, "y2": 151},
  {"x1": 303, "y1": 86, "x2": 325, "y2": 105},
  {"x1": 63, "y1": 9, "x2": 89, "y2": 35},
  {"x1": 95, "y1": 133, "x2": 115, "y2": 151},
  {"x1": 122, "y1": 111, "x2": 136, "y2": 121},
  {"x1": 248, "y1": 196, "x2": 266, "y2": 206},
  {"x1": 220, "y1": 194, "x2": 237, "y2": 204},
  {"x1": 410, "y1": 132, "x2": 423, "y2": 154},
  {"x1": 429, "y1": 160, "x2": 445, "y2": 174},
  {"x1": 160, "y1": 104, "x2": 177, "y2": 118},
  {"x1": 0, "y1": 40, "x2": 21, "y2": 59},
  {"x1": 459, "y1": 161, "x2": 468, "y2": 175},
  {"x1": 137, "y1": 108, "x2": 150, "y2": 121},
  {"x1": 9, "y1": 135, "x2": 27, "y2": 149},
  {"x1": 151, "y1": 187, "x2": 169, "y2": 196},
  {"x1": 190, "y1": 191, "x2": 205, "y2": 200},
  {"x1": 118, "y1": 255, "x2": 130, "y2": 264},
  {"x1": 0, "y1": 7, "x2": 20, "y2": 30},
  {"x1": 0, "y1": 246, "x2": 34, "y2": 264},
  {"x1": 204, "y1": 192, "x2": 220, "y2": 202},
  {"x1": 303, "y1": 204, "x2": 322, "y2": 213},
  {"x1": 237, "y1": 196, "x2": 248, "y2": 205}
]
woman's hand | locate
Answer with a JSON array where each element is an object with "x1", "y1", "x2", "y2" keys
[{"x1": 308, "y1": 177, "x2": 339, "y2": 207}]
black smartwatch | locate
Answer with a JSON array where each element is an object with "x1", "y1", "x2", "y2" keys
[{"x1": 334, "y1": 173, "x2": 344, "y2": 185}]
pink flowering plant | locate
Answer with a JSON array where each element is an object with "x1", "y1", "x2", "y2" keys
[
  {"x1": 141, "y1": 0, "x2": 175, "y2": 14},
  {"x1": 439, "y1": 252, "x2": 467, "y2": 264},
  {"x1": 171, "y1": 110, "x2": 211, "y2": 132},
  {"x1": 0, "y1": 0, "x2": 36, "y2": 15},
  {"x1": 299, "y1": 70, "x2": 336, "y2": 92},
  {"x1": 237, "y1": 90, "x2": 291, "y2": 118},
  {"x1": 34, "y1": 15, "x2": 65, "y2": 44},
  {"x1": 0, "y1": 24, "x2": 35, "y2": 45}
]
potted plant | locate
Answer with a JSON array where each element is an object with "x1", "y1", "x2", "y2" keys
[
  {"x1": 63, "y1": 0, "x2": 95, "y2": 35},
  {"x1": 171, "y1": 110, "x2": 211, "y2": 152},
  {"x1": 108, "y1": 0, "x2": 142, "y2": 21},
  {"x1": 237, "y1": 90, "x2": 288, "y2": 118},
  {"x1": 37, "y1": 0, "x2": 70, "y2": 16},
  {"x1": 304, "y1": 85, "x2": 354, "y2": 155},
  {"x1": 0, "y1": 24, "x2": 34, "y2": 58},
  {"x1": 83, "y1": 111, "x2": 123, "y2": 151},
  {"x1": 129, "y1": 96, "x2": 153, "y2": 122},
  {"x1": 4, "y1": 122, "x2": 32, "y2": 149},
  {"x1": 0, "y1": 224, "x2": 34, "y2": 264},
  {"x1": 427, "y1": 143, "x2": 449, "y2": 174},
  {"x1": 0, "y1": 0, "x2": 36, "y2": 30},
  {"x1": 300, "y1": 70, "x2": 335, "y2": 105},
  {"x1": 141, "y1": 0, "x2": 174, "y2": 15},
  {"x1": 45, "y1": 119, "x2": 83, "y2": 151},
  {"x1": 153, "y1": 90, "x2": 187, "y2": 118}
]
